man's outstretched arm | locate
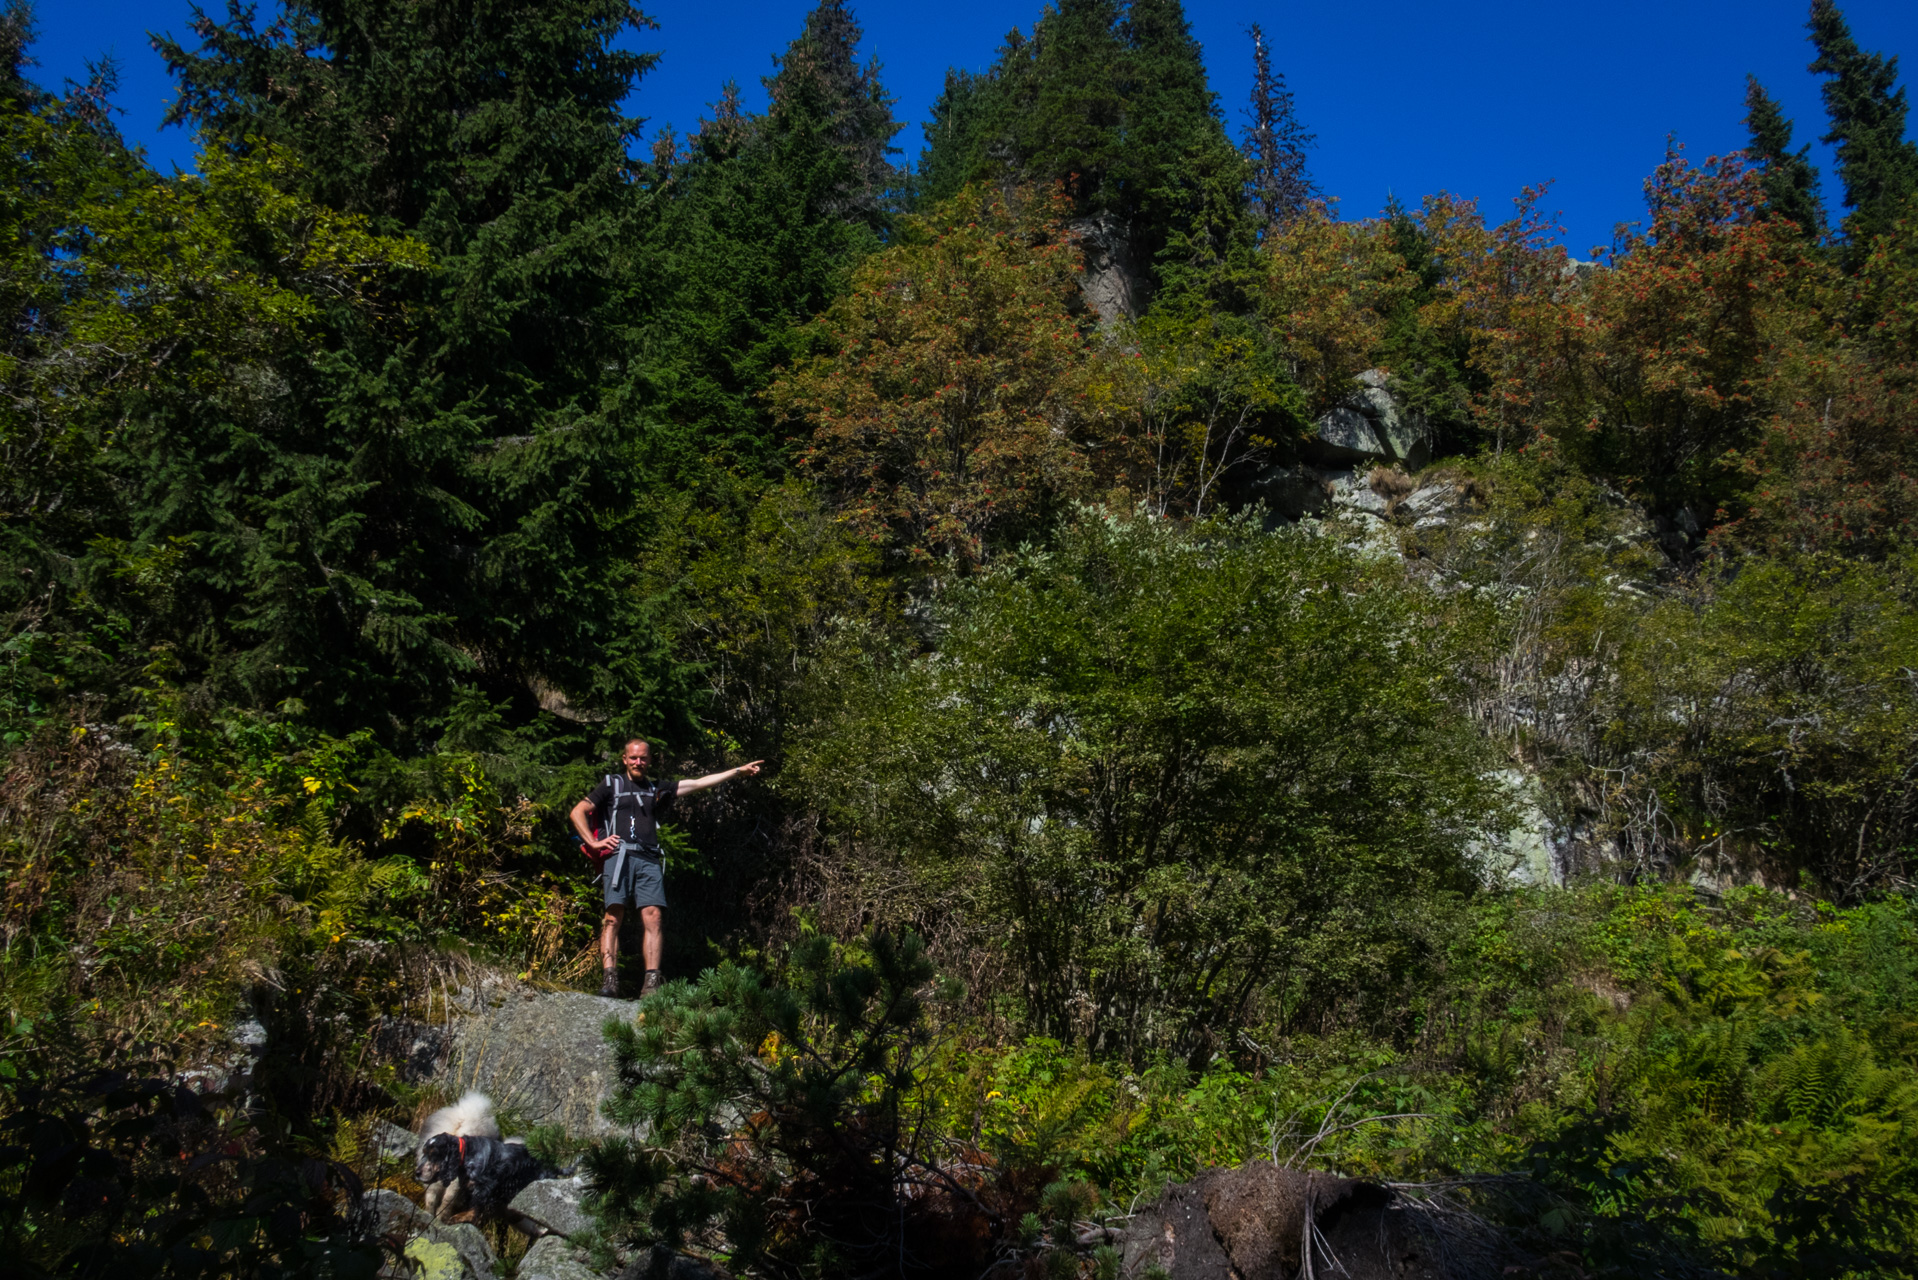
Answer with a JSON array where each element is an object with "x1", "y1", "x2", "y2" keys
[{"x1": 675, "y1": 760, "x2": 764, "y2": 796}]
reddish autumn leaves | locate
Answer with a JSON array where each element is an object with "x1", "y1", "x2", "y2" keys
[{"x1": 773, "y1": 188, "x2": 1110, "y2": 568}]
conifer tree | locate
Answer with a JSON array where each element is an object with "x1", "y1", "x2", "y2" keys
[
  {"x1": 625, "y1": 0, "x2": 898, "y2": 471},
  {"x1": 1118, "y1": 0, "x2": 1217, "y2": 194},
  {"x1": 1, "y1": 0, "x2": 31, "y2": 98},
  {"x1": 1744, "y1": 74, "x2": 1826, "y2": 236},
  {"x1": 1807, "y1": 0, "x2": 1918, "y2": 249},
  {"x1": 769, "y1": 0, "x2": 900, "y2": 220},
  {"x1": 918, "y1": 0, "x2": 1234, "y2": 300},
  {"x1": 1241, "y1": 22, "x2": 1317, "y2": 229},
  {"x1": 137, "y1": 0, "x2": 695, "y2": 744},
  {"x1": 1013, "y1": 0, "x2": 1130, "y2": 209}
]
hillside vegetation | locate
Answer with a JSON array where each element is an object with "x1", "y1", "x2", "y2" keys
[{"x1": 3, "y1": 1, "x2": 1918, "y2": 1276}]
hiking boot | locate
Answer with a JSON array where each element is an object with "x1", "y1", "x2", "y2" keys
[
  {"x1": 640, "y1": 969, "x2": 662, "y2": 997},
  {"x1": 599, "y1": 970, "x2": 619, "y2": 998}
]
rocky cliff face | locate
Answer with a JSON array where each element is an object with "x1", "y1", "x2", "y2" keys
[
  {"x1": 1305, "y1": 370, "x2": 1432, "y2": 471},
  {"x1": 1069, "y1": 211, "x2": 1149, "y2": 328}
]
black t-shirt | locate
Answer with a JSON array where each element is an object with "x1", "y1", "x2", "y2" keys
[{"x1": 585, "y1": 775, "x2": 679, "y2": 846}]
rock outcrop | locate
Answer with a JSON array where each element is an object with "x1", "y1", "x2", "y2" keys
[
  {"x1": 511, "y1": 1175, "x2": 595, "y2": 1239},
  {"x1": 1307, "y1": 370, "x2": 1431, "y2": 471},
  {"x1": 1478, "y1": 769, "x2": 1560, "y2": 887},
  {"x1": 440, "y1": 987, "x2": 639, "y2": 1137},
  {"x1": 517, "y1": 1235, "x2": 603, "y2": 1280},
  {"x1": 1249, "y1": 465, "x2": 1333, "y2": 523},
  {"x1": 366, "y1": 1188, "x2": 497, "y2": 1280},
  {"x1": 1069, "y1": 211, "x2": 1148, "y2": 327},
  {"x1": 1119, "y1": 1160, "x2": 1496, "y2": 1280}
]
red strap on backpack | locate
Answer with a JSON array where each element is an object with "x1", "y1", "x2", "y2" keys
[{"x1": 581, "y1": 773, "x2": 618, "y2": 862}]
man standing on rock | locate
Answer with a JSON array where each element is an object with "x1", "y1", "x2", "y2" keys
[{"x1": 569, "y1": 739, "x2": 761, "y2": 997}]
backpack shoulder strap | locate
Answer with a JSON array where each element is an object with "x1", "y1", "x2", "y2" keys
[{"x1": 608, "y1": 774, "x2": 630, "y2": 829}]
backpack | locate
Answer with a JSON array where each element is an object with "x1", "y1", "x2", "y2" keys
[{"x1": 582, "y1": 773, "x2": 650, "y2": 861}]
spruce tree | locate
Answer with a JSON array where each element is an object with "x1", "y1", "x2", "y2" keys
[
  {"x1": 1807, "y1": 0, "x2": 1918, "y2": 248},
  {"x1": 918, "y1": 65, "x2": 996, "y2": 204},
  {"x1": 1014, "y1": 0, "x2": 1130, "y2": 210},
  {"x1": 624, "y1": 0, "x2": 898, "y2": 472},
  {"x1": 768, "y1": 0, "x2": 900, "y2": 221},
  {"x1": 1242, "y1": 23, "x2": 1318, "y2": 229},
  {"x1": 1744, "y1": 74, "x2": 1825, "y2": 236},
  {"x1": 138, "y1": 0, "x2": 695, "y2": 744},
  {"x1": 918, "y1": 0, "x2": 1235, "y2": 301}
]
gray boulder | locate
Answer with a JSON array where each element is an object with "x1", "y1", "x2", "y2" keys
[
  {"x1": 443, "y1": 989, "x2": 640, "y2": 1137},
  {"x1": 1119, "y1": 1160, "x2": 1475, "y2": 1280},
  {"x1": 510, "y1": 1175, "x2": 595, "y2": 1239},
  {"x1": 617, "y1": 1246, "x2": 733, "y2": 1280},
  {"x1": 374, "y1": 1014, "x2": 455, "y2": 1083},
  {"x1": 1330, "y1": 478, "x2": 1391, "y2": 518},
  {"x1": 363, "y1": 1189, "x2": 497, "y2": 1280},
  {"x1": 1588, "y1": 483, "x2": 1662, "y2": 556},
  {"x1": 1249, "y1": 465, "x2": 1332, "y2": 523},
  {"x1": 517, "y1": 1235, "x2": 603, "y2": 1280},
  {"x1": 1397, "y1": 483, "x2": 1461, "y2": 522},
  {"x1": 365, "y1": 1187, "x2": 432, "y2": 1240},
  {"x1": 1478, "y1": 769, "x2": 1560, "y2": 887},
  {"x1": 430, "y1": 1224, "x2": 499, "y2": 1280},
  {"x1": 372, "y1": 1119, "x2": 420, "y2": 1161},
  {"x1": 1308, "y1": 371, "x2": 1430, "y2": 470}
]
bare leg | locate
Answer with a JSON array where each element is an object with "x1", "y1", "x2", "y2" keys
[
  {"x1": 600, "y1": 904, "x2": 625, "y2": 975},
  {"x1": 640, "y1": 905, "x2": 663, "y2": 971}
]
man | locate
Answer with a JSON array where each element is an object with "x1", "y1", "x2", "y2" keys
[{"x1": 569, "y1": 739, "x2": 762, "y2": 997}]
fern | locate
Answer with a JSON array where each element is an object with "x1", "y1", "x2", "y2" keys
[{"x1": 1761, "y1": 1029, "x2": 1896, "y2": 1127}]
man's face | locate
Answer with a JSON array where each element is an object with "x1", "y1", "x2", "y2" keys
[{"x1": 623, "y1": 742, "x2": 651, "y2": 778}]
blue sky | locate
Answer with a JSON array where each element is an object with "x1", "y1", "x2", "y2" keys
[{"x1": 29, "y1": 1, "x2": 1918, "y2": 254}]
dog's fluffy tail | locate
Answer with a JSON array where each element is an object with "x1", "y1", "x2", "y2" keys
[{"x1": 421, "y1": 1090, "x2": 501, "y2": 1140}]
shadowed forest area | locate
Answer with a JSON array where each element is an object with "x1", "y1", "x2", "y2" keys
[{"x1": 4, "y1": 0, "x2": 1918, "y2": 1276}]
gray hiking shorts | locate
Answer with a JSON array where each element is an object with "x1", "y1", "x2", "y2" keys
[{"x1": 603, "y1": 843, "x2": 667, "y2": 909}]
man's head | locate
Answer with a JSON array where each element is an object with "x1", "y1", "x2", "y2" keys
[{"x1": 620, "y1": 738, "x2": 652, "y2": 779}]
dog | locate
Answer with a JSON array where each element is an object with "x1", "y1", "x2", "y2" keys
[{"x1": 414, "y1": 1092, "x2": 544, "y2": 1224}]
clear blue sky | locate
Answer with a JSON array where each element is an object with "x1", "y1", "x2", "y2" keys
[{"x1": 28, "y1": 1, "x2": 1918, "y2": 254}]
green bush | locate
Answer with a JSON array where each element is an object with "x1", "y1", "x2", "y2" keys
[{"x1": 786, "y1": 508, "x2": 1511, "y2": 1061}]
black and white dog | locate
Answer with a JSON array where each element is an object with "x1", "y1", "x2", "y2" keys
[{"x1": 415, "y1": 1092, "x2": 545, "y2": 1223}]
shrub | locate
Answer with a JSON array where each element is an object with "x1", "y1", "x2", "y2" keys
[{"x1": 785, "y1": 508, "x2": 1511, "y2": 1060}]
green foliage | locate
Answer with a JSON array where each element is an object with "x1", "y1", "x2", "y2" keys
[
  {"x1": 590, "y1": 930, "x2": 984, "y2": 1277},
  {"x1": 629, "y1": 0, "x2": 899, "y2": 474},
  {"x1": 1105, "y1": 307, "x2": 1300, "y2": 517},
  {"x1": 787, "y1": 509, "x2": 1508, "y2": 1060},
  {"x1": 123, "y1": 0, "x2": 696, "y2": 747},
  {"x1": 919, "y1": 0, "x2": 1241, "y2": 300},
  {"x1": 0, "y1": 1072, "x2": 379, "y2": 1280},
  {"x1": 0, "y1": 82, "x2": 438, "y2": 738},
  {"x1": 773, "y1": 185, "x2": 1111, "y2": 568},
  {"x1": 1606, "y1": 550, "x2": 1918, "y2": 894},
  {"x1": 1808, "y1": 0, "x2": 1918, "y2": 251},
  {"x1": 1744, "y1": 73, "x2": 1827, "y2": 237},
  {"x1": 638, "y1": 479, "x2": 895, "y2": 762},
  {"x1": 1490, "y1": 888, "x2": 1918, "y2": 1277}
]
